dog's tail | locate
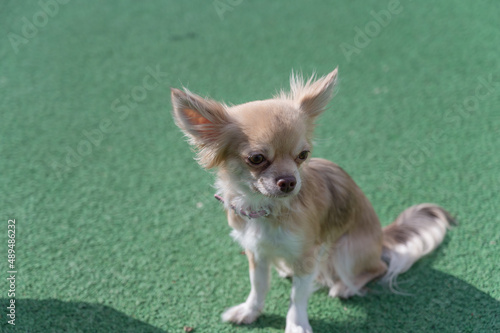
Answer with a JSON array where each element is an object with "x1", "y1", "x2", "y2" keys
[{"x1": 381, "y1": 204, "x2": 455, "y2": 287}]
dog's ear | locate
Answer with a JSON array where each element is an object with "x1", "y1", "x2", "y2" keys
[
  {"x1": 292, "y1": 68, "x2": 338, "y2": 118},
  {"x1": 171, "y1": 88, "x2": 233, "y2": 168},
  {"x1": 171, "y1": 88, "x2": 230, "y2": 144}
]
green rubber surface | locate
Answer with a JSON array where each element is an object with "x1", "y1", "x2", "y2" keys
[{"x1": 1, "y1": 0, "x2": 499, "y2": 332}]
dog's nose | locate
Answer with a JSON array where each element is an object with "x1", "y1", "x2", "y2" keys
[{"x1": 276, "y1": 176, "x2": 296, "y2": 193}]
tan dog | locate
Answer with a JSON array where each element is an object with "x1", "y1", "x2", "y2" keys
[{"x1": 171, "y1": 68, "x2": 453, "y2": 333}]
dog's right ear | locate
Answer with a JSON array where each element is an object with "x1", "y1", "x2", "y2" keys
[
  {"x1": 171, "y1": 88, "x2": 230, "y2": 145},
  {"x1": 171, "y1": 88, "x2": 233, "y2": 168}
]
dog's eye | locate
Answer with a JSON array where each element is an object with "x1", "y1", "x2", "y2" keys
[
  {"x1": 297, "y1": 150, "x2": 309, "y2": 161},
  {"x1": 248, "y1": 154, "x2": 265, "y2": 165}
]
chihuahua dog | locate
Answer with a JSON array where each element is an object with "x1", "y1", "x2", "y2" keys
[{"x1": 171, "y1": 68, "x2": 453, "y2": 333}]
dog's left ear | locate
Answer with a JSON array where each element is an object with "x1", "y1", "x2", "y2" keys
[{"x1": 294, "y1": 68, "x2": 338, "y2": 118}]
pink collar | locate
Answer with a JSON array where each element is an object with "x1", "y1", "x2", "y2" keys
[{"x1": 214, "y1": 194, "x2": 270, "y2": 219}]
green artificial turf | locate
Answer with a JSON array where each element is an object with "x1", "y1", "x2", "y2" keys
[{"x1": 1, "y1": 0, "x2": 499, "y2": 332}]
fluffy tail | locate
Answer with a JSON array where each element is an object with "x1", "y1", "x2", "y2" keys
[{"x1": 381, "y1": 204, "x2": 455, "y2": 287}]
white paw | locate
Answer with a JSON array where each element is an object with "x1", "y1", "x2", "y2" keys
[
  {"x1": 329, "y1": 283, "x2": 350, "y2": 298},
  {"x1": 329, "y1": 283, "x2": 364, "y2": 299},
  {"x1": 275, "y1": 263, "x2": 293, "y2": 278},
  {"x1": 277, "y1": 268, "x2": 293, "y2": 278},
  {"x1": 285, "y1": 321, "x2": 313, "y2": 333},
  {"x1": 221, "y1": 303, "x2": 261, "y2": 324}
]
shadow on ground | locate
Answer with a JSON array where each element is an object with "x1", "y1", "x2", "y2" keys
[
  {"x1": 0, "y1": 298, "x2": 165, "y2": 333},
  {"x1": 241, "y1": 269, "x2": 499, "y2": 332},
  {"x1": 2, "y1": 245, "x2": 498, "y2": 332},
  {"x1": 240, "y1": 242, "x2": 499, "y2": 332}
]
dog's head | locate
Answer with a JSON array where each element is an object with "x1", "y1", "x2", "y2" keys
[{"x1": 171, "y1": 68, "x2": 338, "y2": 198}]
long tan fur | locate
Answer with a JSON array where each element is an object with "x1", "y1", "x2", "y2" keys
[{"x1": 171, "y1": 68, "x2": 454, "y2": 333}]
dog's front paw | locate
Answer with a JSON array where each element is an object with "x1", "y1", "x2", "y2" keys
[
  {"x1": 285, "y1": 322, "x2": 313, "y2": 333},
  {"x1": 221, "y1": 303, "x2": 261, "y2": 324}
]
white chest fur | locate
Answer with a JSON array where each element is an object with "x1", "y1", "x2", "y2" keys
[{"x1": 230, "y1": 218, "x2": 303, "y2": 261}]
